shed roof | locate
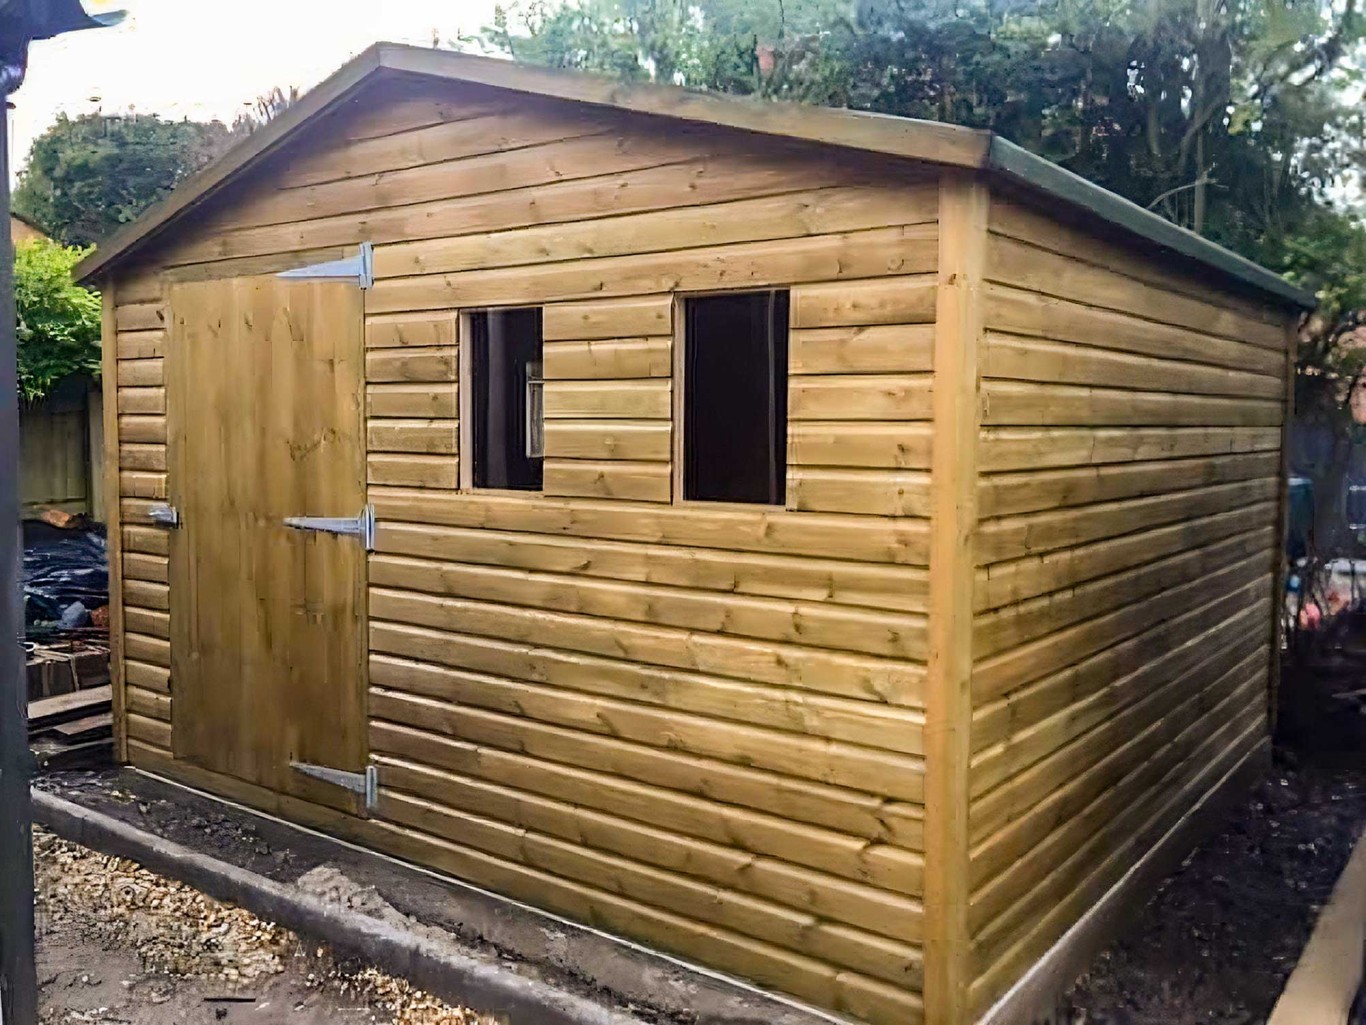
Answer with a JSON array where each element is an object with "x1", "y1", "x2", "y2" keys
[
  {"x1": 11, "y1": 211, "x2": 49, "y2": 240},
  {"x1": 74, "y1": 42, "x2": 1315, "y2": 309}
]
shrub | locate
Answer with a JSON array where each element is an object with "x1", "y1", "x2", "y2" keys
[{"x1": 14, "y1": 238, "x2": 101, "y2": 401}]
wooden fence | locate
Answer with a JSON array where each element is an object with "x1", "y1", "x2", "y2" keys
[{"x1": 20, "y1": 376, "x2": 102, "y2": 519}]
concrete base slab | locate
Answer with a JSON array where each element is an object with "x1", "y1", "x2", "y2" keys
[
  {"x1": 33, "y1": 769, "x2": 848, "y2": 1025},
  {"x1": 1269, "y1": 826, "x2": 1366, "y2": 1025}
]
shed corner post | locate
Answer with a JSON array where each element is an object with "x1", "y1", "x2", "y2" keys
[
  {"x1": 99, "y1": 281, "x2": 127, "y2": 764},
  {"x1": 924, "y1": 171, "x2": 989, "y2": 1025},
  {"x1": 1268, "y1": 309, "x2": 1300, "y2": 737}
]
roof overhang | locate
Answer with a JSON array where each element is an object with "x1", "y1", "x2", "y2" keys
[
  {"x1": 74, "y1": 43, "x2": 386, "y2": 285},
  {"x1": 984, "y1": 137, "x2": 1312, "y2": 308},
  {"x1": 11, "y1": 209, "x2": 47, "y2": 234},
  {"x1": 74, "y1": 42, "x2": 1316, "y2": 310}
]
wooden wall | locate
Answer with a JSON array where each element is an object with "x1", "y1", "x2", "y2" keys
[
  {"x1": 97, "y1": 71, "x2": 1299, "y2": 1025},
  {"x1": 101, "y1": 75, "x2": 941, "y2": 1025},
  {"x1": 19, "y1": 385, "x2": 99, "y2": 516},
  {"x1": 105, "y1": 275, "x2": 174, "y2": 758},
  {"x1": 965, "y1": 195, "x2": 1292, "y2": 1017}
]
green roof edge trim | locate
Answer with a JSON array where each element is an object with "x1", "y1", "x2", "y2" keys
[{"x1": 987, "y1": 136, "x2": 1316, "y2": 310}]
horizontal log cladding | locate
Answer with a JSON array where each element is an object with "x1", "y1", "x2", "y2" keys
[
  {"x1": 109, "y1": 286, "x2": 171, "y2": 767},
  {"x1": 966, "y1": 195, "x2": 1288, "y2": 1018},
  {"x1": 99, "y1": 67, "x2": 1304, "y2": 1025},
  {"x1": 102, "y1": 83, "x2": 945, "y2": 1025},
  {"x1": 354, "y1": 110, "x2": 938, "y2": 1018}
]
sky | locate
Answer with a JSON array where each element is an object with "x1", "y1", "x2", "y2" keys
[{"x1": 9, "y1": 0, "x2": 503, "y2": 178}]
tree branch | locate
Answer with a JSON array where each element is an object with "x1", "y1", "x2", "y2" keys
[{"x1": 1146, "y1": 171, "x2": 1218, "y2": 211}]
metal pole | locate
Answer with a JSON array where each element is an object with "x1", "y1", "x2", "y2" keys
[{"x1": 0, "y1": 89, "x2": 37, "y2": 1025}]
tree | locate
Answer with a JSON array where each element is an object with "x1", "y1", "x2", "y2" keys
[
  {"x1": 478, "y1": 0, "x2": 851, "y2": 101},
  {"x1": 482, "y1": 0, "x2": 1366, "y2": 560},
  {"x1": 12, "y1": 112, "x2": 236, "y2": 247},
  {"x1": 13, "y1": 239, "x2": 101, "y2": 402},
  {"x1": 480, "y1": 0, "x2": 1363, "y2": 263},
  {"x1": 14, "y1": 83, "x2": 303, "y2": 247},
  {"x1": 232, "y1": 85, "x2": 302, "y2": 135},
  {"x1": 482, "y1": 0, "x2": 1366, "y2": 368},
  {"x1": 840, "y1": 0, "x2": 1363, "y2": 251}
]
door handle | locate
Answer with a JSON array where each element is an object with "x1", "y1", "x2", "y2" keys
[{"x1": 282, "y1": 505, "x2": 375, "y2": 551}]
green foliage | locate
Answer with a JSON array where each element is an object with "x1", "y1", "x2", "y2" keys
[
  {"x1": 742, "y1": 0, "x2": 1358, "y2": 251},
  {"x1": 479, "y1": 0, "x2": 851, "y2": 100},
  {"x1": 13, "y1": 239, "x2": 102, "y2": 402},
  {"x1": 12, "y1": 112, "x2": 236, "y2": 247},
  {"x1": 12, "y1": 86, "x2": 301, "y2": 248},
  {"x1": 479, "y1": 0, "x2": 1366, "y2": 376},
  {"x1": 480, "y1": 0, "x2": 1361, "y2": 257},
  {"x1": 1282, "y1": 207, "x2": 1366, "y2": 412}
]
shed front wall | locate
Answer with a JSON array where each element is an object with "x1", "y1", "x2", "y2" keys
[
  {"x1": 965, "y1": 192, "x2": 1292, "y2": 1017},
  {"x1": 98, "y1": 72, "x2": 1297, "y2": 1025},
  {"x1": 101, "y1": 74, "x2": 941, "y2": 1025}
]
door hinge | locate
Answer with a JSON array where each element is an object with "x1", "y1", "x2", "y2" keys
[
  {"x1": 148, "y1": 503, "x2": 180, "y2": 528},
  {"x1": 290, "y1": 761, "x2": 378, "y2": 810},
  {"x1": 283, "y1": 504, "x2": 376, "y2": 550},
  {"x1": 276, "y1": 242, "x2": 373, "y2": 289}
]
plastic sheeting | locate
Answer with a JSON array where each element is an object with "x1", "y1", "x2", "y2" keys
[{"x1": 22, "y1": 520, "x2": 108, "y2": 632}]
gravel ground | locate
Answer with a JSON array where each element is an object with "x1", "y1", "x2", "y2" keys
[{"x1": 35, "y1": 828, "x2": 499, "y2": 1025}]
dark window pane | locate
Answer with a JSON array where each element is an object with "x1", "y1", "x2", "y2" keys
[
  {"x1": 683, "y1": 291, "x2": 788, "y2": 504},
  {"x1": 470, "y1": 307, "x2": 543, "y2": 491}
]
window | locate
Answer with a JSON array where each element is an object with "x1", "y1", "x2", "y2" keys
[
  {"x1": 467, "y1": 307, "x2": 544, "y2": 491},
  {"x1": 682, "y1": 290, "x2": 789, "y2": 505}
]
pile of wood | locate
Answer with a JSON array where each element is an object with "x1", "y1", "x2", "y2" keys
[
  {"x1": 28, "y1": 684, "x2": 112, "y2": 770},
  {"x1": 26, "y1": 638, "x2": 110, "y2": 702}
]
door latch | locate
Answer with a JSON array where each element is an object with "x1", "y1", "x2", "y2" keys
[
  {"x1": 148, "y1": 503, "x2": 180, "y2": 528},
  {"x1": 282, "y1": 504, "x2": 376, "y2": 550}
]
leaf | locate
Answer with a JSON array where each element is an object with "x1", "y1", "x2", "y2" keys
[{"x1": 13, "y1": 239, "x2": 101, "y2": 401}]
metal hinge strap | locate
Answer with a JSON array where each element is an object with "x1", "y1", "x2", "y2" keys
[
  {"x1": 290, "y1": 762, "x2": 378, "y2": 810},
  {"x1": 276, "y1": 242, "x2": 373, "y2": 289},
  {"x1": 148, "y1": 503, "x2": 180, "y2": 528},
  {"x1": 283, "y1": 504, "x2": 375, "y2": 550}
]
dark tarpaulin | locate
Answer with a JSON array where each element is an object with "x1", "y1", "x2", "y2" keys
[{"x1": 21, "y1": 519, "x2": 107, "y2": 632}]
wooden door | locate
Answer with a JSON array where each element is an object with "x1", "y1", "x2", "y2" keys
[{"x1": 166, "y1": 274, "x2": 367, "y2": 813}]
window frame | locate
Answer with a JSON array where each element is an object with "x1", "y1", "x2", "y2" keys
[
  {"x1": 458, "y1": 306, "x2": 546, "y2": 495},
  {"x1": 671, "y1": 288, "x2": 793, "y2": 511}
]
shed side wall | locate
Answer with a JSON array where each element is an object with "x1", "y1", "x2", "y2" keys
[
  {"x1": 102, "y1": 76, "x2": 939, "y2": 1025},
  {"x1": 967, "y1": 194, "x2": 1293, "y2": 1016},
  {"x1": 108, "y1": 277, "x2": 172, "y2": 757}
]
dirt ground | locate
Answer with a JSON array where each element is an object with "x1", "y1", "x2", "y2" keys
[
  {"x1": 1062, "y1": 644, "x2": 1366, "y2": 1024},
  {"x1": 34, "y1": 828, "x2": 497, "y2": 1025}
]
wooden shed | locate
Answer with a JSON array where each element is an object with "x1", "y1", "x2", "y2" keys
[
  {"x1": 12, "y1": 212, "x2": 48, "y2": 245},
  {"x1": 76, "y1": 43, "x2": 1312, "y2": 1025}
]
